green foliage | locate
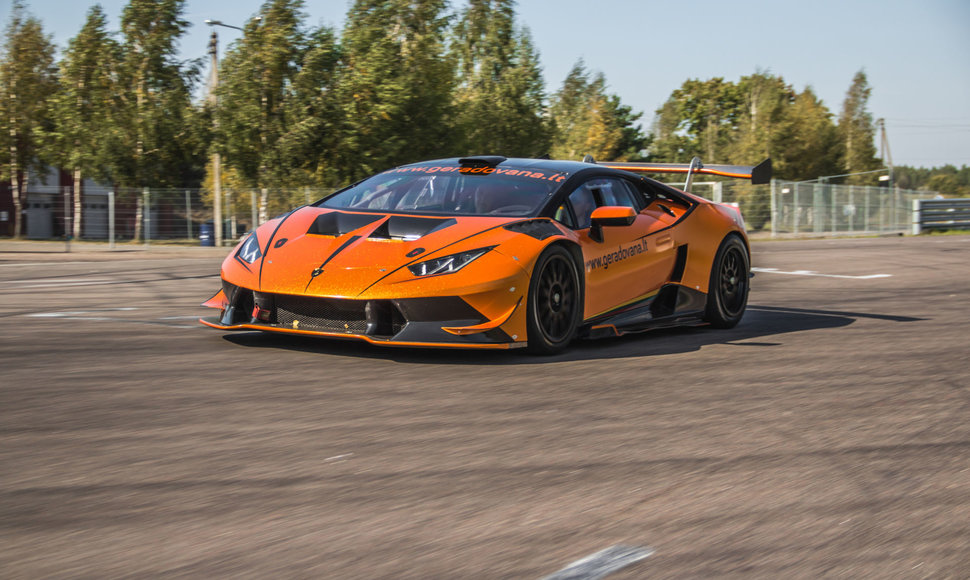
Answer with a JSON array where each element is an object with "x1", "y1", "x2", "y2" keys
[
  {"x1": 771, "y1": 87, "x2": 841, "y2": 180},
  {"x1": 838, "y1": 70, "x2": 881, "y2": 184},
  {"x1": 894, "y1": 164, "x2": 970, "y2": 196},
  {"x1": 0, "y1": 1, "x2": 58, "y2": 237},
  {"x1": 49, "y1": 5, "x2": 121, "y2": 183},
  {"x1": 114, "y1": 0, "x2": 199, "y2": 188},
  {"x1": 14, "y1": 0, "x2": 965, "y2": 211},
  {"x1": 216, "y1": 0, "x2": 310, "y2": 188},
  {"x1": 0, "y1": 1, "x2": 58, "y2": 182},
  {"x1": 334, "y1": 0, "x2": 455, "y2": 181},
  {"x1": 549, "y1": 60, "x2": 648, "y2": 162},
  {"x1": 451, "y1": 0, "x2": 549, "y2": 157}
]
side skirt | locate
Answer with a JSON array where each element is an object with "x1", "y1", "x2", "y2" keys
[{"x1": 581, "y1": 284, "x2": 708, "y2": 339}]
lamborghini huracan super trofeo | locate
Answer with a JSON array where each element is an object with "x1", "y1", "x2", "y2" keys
[{"x1": 201, "y1": 155, "x2": 770, "y2": 353}]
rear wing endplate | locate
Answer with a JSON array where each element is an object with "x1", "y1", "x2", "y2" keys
[{"x1": 589, "y1": 156, "x2": 772, "y2": 193}]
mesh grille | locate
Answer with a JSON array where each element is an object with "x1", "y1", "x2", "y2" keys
[{"x1": 275, "y1": 295, "x2": 369, "y2": 333}]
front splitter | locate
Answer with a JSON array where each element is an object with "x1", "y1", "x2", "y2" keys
[{"x1": 199, "y1": 316, "x2": 524, "y2": 350}]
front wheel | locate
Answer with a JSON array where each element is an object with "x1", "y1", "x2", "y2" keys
[
  {"x1": 704, "y1": 235, "x2": 750, "y2": 328},
  {"x1": 526, "y1": 245, "x2": 582, "y2": 354}
]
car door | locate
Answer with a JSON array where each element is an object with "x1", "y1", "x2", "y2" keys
[{"x1": 562, "y1": 176, "x2": 680, "y2": 319}]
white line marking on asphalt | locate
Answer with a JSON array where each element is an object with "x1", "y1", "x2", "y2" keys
[
  {"x1": 0, "y1": 261, "x2": 103, "y2": 268},
  {"x1": 752, "y1": 267, "x2": 892, "y2": 280},
  {"x1": 23, "y1": 308, "x2": 198, "y2": 329},
  {"x1": 541, "y1": 545, "x2": 654, "y2": 580},
  {"x1": 26, "y1": 308, "x2": 139, "y2": 317},
  {"x1": 2, "y1": 277, "x2": 113, "y2": 284}
]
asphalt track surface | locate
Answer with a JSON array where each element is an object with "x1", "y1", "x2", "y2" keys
[{"x1": 1, "y1": 235, "x2": 969, "y2": 578}]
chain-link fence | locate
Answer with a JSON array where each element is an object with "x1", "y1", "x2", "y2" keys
[
  {"x1": 679, "y1": 180, "x2": 934, "y2": 236},
  {"x1": 15, "y1": 185, "x2": 336, "y2": 246},
  {"x1": 12, "y1": 180, "x2": 939, "y2": 244}
]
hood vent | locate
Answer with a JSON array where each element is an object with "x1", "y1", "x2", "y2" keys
[
  {"x1": 368, "y1": 216, "x2": 457, "y2": 240},
  {"x1": 308, "y1": 212, "x2": 383, "y2": 236}
]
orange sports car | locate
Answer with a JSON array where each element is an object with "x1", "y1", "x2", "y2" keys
[{"x1": 201, "y1": 155, "x2": 770, "y2": 353}]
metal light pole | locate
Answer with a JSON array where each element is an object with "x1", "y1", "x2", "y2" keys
[{"x1": 205, "y1": 19, "x2": 247, "y2": 247}]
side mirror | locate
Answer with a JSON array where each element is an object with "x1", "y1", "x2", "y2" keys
[
  {"x1": 590, "y1": 206, "x2": 636, "y2": 227},
  {"x1": 589, "y1": 206, "x2": 636, "y2": 242}
]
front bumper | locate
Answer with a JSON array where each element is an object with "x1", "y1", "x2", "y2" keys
[{"x1": 200, "y1": 282, "x2": 525, "y2": 349}]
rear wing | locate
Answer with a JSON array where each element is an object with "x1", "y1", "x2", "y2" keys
[{"x1": 586, "y1": 156, "x2": 772, "y2": 193}]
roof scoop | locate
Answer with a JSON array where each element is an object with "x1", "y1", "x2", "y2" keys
[
  {"x1": 458, "y1": 155, "x2": 507, "y2": 167},
  {"x1": 368, "y1": 216, "x2": 457, "y2": 240}
]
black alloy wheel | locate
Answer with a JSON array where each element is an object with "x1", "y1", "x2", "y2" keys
[
  {"x1": 527, "y1": 245, "x2": 581, "y2": 354},
  {"x1": 704, "y1": 235, "x2": 750, "y2": 328}
]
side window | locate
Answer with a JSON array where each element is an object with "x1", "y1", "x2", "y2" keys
[
  {"x1": 567, "y1": 186, "x2": 596, "y2": 229},
  {"x1": 561, "y1": 177, "x2": 649, "y2": 230},
  {"x1": 599, "y1": 178, "x2": 642, "y2": 210},
  {"x1": 553, "y1": 203, "x2": 576, "y2": 229},
  {"x1": 615, "y1": 179, "x2": 647, "y2": 210}
]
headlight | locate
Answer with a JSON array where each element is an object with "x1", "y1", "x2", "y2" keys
[
  {"x1": 236, "y1": 233, "x2": 263, "y2": 264},
  {"x1": 408, "y1": 246, "x2": 494, "y2": 277}
]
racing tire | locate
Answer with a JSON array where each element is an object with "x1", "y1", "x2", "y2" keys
[
  {"x1": 703, "y1": 235, "x2": 750, "y2": 329},
  {"x1": 526, "y1": 245, "x2": 582, "y2": 355}
]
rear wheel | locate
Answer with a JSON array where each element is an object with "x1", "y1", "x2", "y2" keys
[
  {"x1": 704, "y1": 235, "x2": 750, "y2": 328},
  {"x1": 527, "y1": 245, "x2": 581, "y2": 354}
]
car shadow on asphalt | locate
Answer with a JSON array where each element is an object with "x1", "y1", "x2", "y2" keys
[{"x1": 220, "y1": 304, "x2": 924, "y2": 365}]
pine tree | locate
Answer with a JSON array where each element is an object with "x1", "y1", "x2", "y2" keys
[
  {"x1": 336, "y1": 0, "x2": 455, "y2": 181},
  {"x1": 215, "y1": 0, "x2": 308, "y2": 219},
  {"x1": 279, "y1": 24, "x2": 341, "y2": 186},
  {"x1": 838, "y1": 70, "x2": 880, "y2": 184},
  {"x1": 115, "y1": 0, "x2": 198, "y2": 189},
  {"x1": 549, "y1": 60, "x2": 646, "y2": 161},
  {"x1": 51, "y1": 5, "x2": 121, "y2": 239},
  {"x1": 451, "y1": 0, "x2": 549, "y2": 157},
  {"x1": 774, "y1": 87, "x2": 841, "y2": 180},
  {"x1": 0, "y1": 0, "x2": 57, "y2": 238}
]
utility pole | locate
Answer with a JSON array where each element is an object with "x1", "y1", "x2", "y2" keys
[
  {"x1": 878, "y1": 118, "x2": 894, "y2": 190},
  {"x1": 205, "y1": 18, "x2": 256, "y2": 245},
  {"x1": 208, "y1": 29, "x2": 222, "y2": 248}
]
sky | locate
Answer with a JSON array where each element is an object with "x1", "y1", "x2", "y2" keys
[{"x1": 2, "y1": 0, "x2": 968, "y2": 169}]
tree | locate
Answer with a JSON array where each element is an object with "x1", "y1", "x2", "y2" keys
[
  {"x1": 724, "y1": 72, "x2": 792, "y2": 166},
  {"x1": 838, "y1": 70, "x2": 880, "y2": 184},
  {"x1": 335, "y1": 0, "x2": 455, "y2": 181},
  {"x1": 451, "y1": 0, "x2": 549, "y2": 157},
  {"x1": 650, "y1": 77, "x2": 743, "y2": 163},
  {"x1": 215, "y1": 0, "x2": 309, "y2": 219},
  {"x1": 114, "y1": 0, "x2": 198, "y2": 189},
  {"x1": 773, "y1": 87, "x2": 841, "y2": 180},
  {"x1": 50, "y1": 4, "x2": 121, "y2": 239},
  {"x1": 278, "y1": 24, "x2": 341, "y2": 186},
  {"x1": 0, "y1": 1, "x2": 57, "y2": 238},
  {"x1": 549, "y1": 60, "x2": 647, "y2": 161}
]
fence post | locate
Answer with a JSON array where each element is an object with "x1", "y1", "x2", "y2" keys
[
  {"x1": 793, "y1": 183, "x2": 800, "y2": 235},
  {"x1": 879, "y1": 189, "x2": 886, "y2": 232},
  {"x1": 185, "y1": 190, "x2": 192, "y2": 241},
  {"x1": 108, "y1": 190, "x2": 115, "y2": 249},
  {"x1": 770, "y1": 179, "x2": 777, "y2": 238},
  {"x1": 251, "y1": 190, "x2": 258, "y2": 229},
  {"x1": 305, "y1": 186, "x2": 311, "y2": 205},
  {"x1": 63, "y1": 186, "x2": 72, "y2": 253},
  {"x1": 848, "y1": 185, "x2": 855, "y2": 233},
  {"x1": 712, "y1": 182, "x2": 722, "y2": 203},
  {"x1": 143, "y1": 187, "x2": 150, "y2": 247},
  {"x1": 912, "y1": 199, "x2": 922, "y2": 235},
  {"x1": 893, "y1": 185, "x2": 900, "y2": 231}
]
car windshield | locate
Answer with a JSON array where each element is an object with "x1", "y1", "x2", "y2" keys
[{"x1": 320, "y1": 164, "x2": 565, "y2": 216}]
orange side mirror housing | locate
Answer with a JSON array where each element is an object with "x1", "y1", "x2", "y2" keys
[{"x1": 590, "y1": 206, "x2": 636, "y2": 227}]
